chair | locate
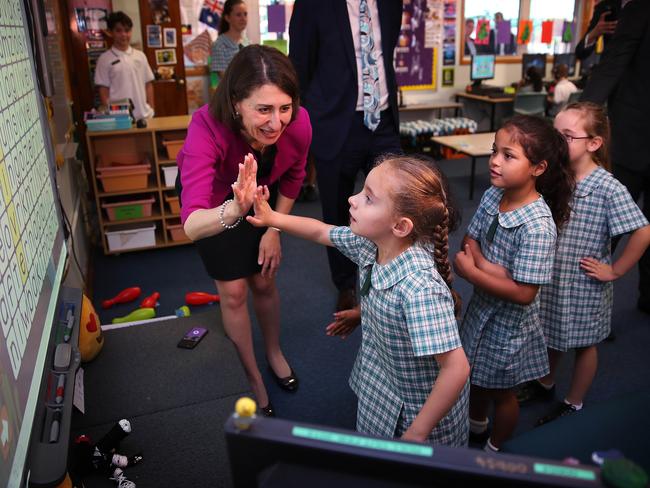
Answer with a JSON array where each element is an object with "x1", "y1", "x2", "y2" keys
[
  {"x1": 513, "y1": 92, "x2": 547, "y2": 117},
  {"x1": 568, "y1": 90, "x2": 583, "y2": 104}
]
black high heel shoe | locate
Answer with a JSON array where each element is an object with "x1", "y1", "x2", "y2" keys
[
  {"x1": 259, "y1": 401, "x2": 275, "y2": 417},
  {"x1": 268, "y1": 364, "x2": 299, "y2": 392}
]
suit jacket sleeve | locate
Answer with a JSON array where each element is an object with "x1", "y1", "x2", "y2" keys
[
  {"x1": 582, "y1": 0, "x2": 647, "y2": 103},
  {"x1": 288, "y1": 0, "x2": 317, "y2": 105},
  {"x1": 575, "y1": 3, "x2": 605, "y2": 60}
]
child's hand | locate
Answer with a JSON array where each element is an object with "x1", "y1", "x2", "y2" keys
[
  {"x1": 580, "y1": 257, "x2": 619, "y2": 282},
  {"x1": 246, "y1": 185, "x2": 273, "y2": 227},
  {"x1": 401, "y1": 428, "x2": 426, "y2": 443},
  {"x1": 454, "y1": 244, "x2": 477, "y2": 279},
  {"x1": 325, "y1": 305, "x2": 361, "y2": 339},
  {"x1": 232, "y1": 153, "x2": 258, "y2": 217}
]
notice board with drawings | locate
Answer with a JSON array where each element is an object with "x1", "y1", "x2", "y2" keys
[
  {"x1": 0, "y1": 0, "x2": 67, "y2": 485},
  {"x1": 395, "y1": 0, "x2": 443, "y2": 91}
]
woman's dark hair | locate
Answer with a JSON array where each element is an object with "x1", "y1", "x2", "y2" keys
[
  {"x1": 525, "y1": 66, "x2": 543, "y2": 92},
  {"x1": 210, "y1": 45, "x2": 300, "y2": 132},
  {"x1": 379, "y1": 154, "x2": 463, "y2": 317},
  {"x1": 561, "y1": 101, "x2": 611, "y2": 171},
  {"x1": 107, "y1": 11, "x2": 133, "y2": 30},
  {"x1": 218, "y1": 0, "x2": 246, "y2": 34},
  {"x1": 500, "y1": 115, "x2": 575, "y2": 229}
]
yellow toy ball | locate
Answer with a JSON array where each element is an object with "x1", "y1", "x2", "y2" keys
[{"x1": 235, "y1": 397, "x2": 257, "y2": 417}]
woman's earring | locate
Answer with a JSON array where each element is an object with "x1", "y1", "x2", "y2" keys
[{"x1": 233, "y1": 111, "x2": 241, "y2": 120}]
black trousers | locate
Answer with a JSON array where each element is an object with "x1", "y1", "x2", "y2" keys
[
  {"x1": 315, "y1": 110, "x2": 402, "y2": 291},
  {"x1": 613, "y1": 164, "x2": 650, "y2": 302}
]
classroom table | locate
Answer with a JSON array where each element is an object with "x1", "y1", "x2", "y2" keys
[
  {"x1": 432, "y1": 132, "x2": 495, "y2": 200},
  {"x1": 455, "y1": 92, "x2": 514, "y2": 132},
  {"x1": 398, "y1": 101, "x2": 463, "y2": 119}
]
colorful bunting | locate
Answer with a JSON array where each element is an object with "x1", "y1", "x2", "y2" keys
[
  {"x1": 517, "y1": 20, "x2": 533, "y2": 44},
  {"x1": 476, "y1": 19, "x2": 490, "y2": 45},
  {"x1": 541, "y1": 20, "x2": 553, "y2": 44}
]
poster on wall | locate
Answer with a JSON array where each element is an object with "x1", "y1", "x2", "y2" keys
[
  {"x1": 442, "y1": 0, "x2": 456, "y2": 66},
  {"x1": 442, "y1": 67, "x2": 454, "y2": 86},
  {"x1": 395, "y1": 0, "x2": 441, "y2": 90}
]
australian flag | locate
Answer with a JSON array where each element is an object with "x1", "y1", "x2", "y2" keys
[{"x1": 199, "y1": 0, "x2": 225, "y2": 29}]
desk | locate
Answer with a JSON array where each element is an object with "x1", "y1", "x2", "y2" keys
[
  {"x1": 432, "y1": 132, "x2": 495, "y2": 199},
  {"x1": 399, "y1": 101, "x2": 463, "y2": 119},
  {"x1": 455, "y1": 92, "x2": 514, "y2": 131}
]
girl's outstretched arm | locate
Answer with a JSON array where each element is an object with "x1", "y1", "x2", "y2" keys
[
  {"x1": 580, "y1": 224, "x2": 650, "y2": 281},
  {"x1": 247, "y1": 185, "x2": 334, "y2": 246},
  {"x1": 402, "y1": 347, "x2": 469, "y2": 443}
]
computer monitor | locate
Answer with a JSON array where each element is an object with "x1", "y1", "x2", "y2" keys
[
  {"x1": 470, "y1": 54, "x2": 496, "y2": 87},
  {"x1": 225, "y1": 417, "x2": 603, "y2": 487},
  {"x1": 554, "y1": 53, "x2": 576, "y2": 77},
  {"x1": 522, "y1": 53, "x2": 547, "y2": 79}
]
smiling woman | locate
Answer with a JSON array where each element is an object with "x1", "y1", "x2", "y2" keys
[{"x1": 176, "y1": 44, "x2": 312, "y2": 416}]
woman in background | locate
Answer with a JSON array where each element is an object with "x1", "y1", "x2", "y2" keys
[{"x1": 210, "y1": 0, "x2": 249, "y2": 81}]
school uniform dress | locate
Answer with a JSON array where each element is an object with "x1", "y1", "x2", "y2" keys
[
  {"x1": 330, "y1": 226, "x2": 469, "y2": 447},
  {"x1": 210, "y1": 35, "x2": 249, "y2": 74},
  {"x1": 94, "y1": 47, "x2": 155, "y2": 120},
  {"x1": 540, "y1": 167, "x2": 649, "y2": 351},
  {"x1": 461, "y1": 187, "x2": 557, "y2": 389}
]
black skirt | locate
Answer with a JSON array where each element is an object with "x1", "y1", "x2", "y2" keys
[
  {"x1": 178, "y1": 145, "x2": 278, "y2": 281},
  {"x1": 194, "y1": 184, "x2": 278, "y2": 281}
]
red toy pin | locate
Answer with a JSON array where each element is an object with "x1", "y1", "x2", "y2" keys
[
  {"x1": 185, "y1": 292, "x2": 221, "y2": 305},
  {"x1": 102, "y1": 287, "x2": 141, "y2": 309},
  {"x1": 140, "y1": 292, "x2": 160, "y2": 308}
]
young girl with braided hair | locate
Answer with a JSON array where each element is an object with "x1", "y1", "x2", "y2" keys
[
  {"x1": 454, "y1": 115, "x2": 574, "y2": 452},
  {"x1": 249, "y1": 154, "x2": 470, "y2": 446}
]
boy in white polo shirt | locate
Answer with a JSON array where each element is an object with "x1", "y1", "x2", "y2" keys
[{"x1": 95, "y1": 12, "x2": 155, "y2": 120}]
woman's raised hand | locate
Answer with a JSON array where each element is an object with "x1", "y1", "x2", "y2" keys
[
  {"x1": 246, "y1": 185, "x2": 273, "y2": 227},
  {"x1": 232, "y1": 153, "x2": 258, "y2": 217}
]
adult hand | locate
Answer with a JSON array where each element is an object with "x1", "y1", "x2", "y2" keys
[
  {"x1": 232, "y1": 153, "x2": 258, "y2": 217},
  {"x1": 580, "y1": 257, "x2": 619, "y2": 282},
  {"x1": 325, "y1": 305, "x2": 361, "y2": 339},
  {"x1": 258, "y1": 228, "x2": 282, "y2": 278},
  {"x1": 591, "y1": 12, "x2": 618, "y2": 39}
]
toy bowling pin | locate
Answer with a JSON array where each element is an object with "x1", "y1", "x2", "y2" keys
[
  {"x1": 102, "y1": 287, "x2": 141, "y2": 309},
  {"x1": 140, "y1": 292, "x2": 160, "y2": 308},
  {"x1": 185, "y1": 292, "x2": 221, "y2": 306},
  {"x1": 111, "y1": 308, "x2": 155, "y2": 324}
]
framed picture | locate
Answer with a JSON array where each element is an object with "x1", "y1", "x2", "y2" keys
[
  {"x1": 155, "y1": 48, "x2": 177, "y2": 65},
  {"x1": 163, "y1": 27, "x2": 177, "y2": 47},
  {"x1": 147, "y1": 25, "x2": 162, "y2": 48}
]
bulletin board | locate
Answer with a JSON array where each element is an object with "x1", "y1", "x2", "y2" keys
[{"x1": 395, "y1": 0, "x2": 442, "y2": 91}]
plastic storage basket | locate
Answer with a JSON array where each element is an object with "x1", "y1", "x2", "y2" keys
[
  {"x1": 165, "y1": 195, "x2": 180, "y2": 215},
  {"x1": 105, "y1": 224, "x2": 156, "y2": 251},
  {"x1": 162, "y1": 165, "x2": 178, "y2": 187},
  {"x1": 102, "y1": 197, "x2": 155, "y2": 221},
  {"x1": 96, "y1": 164, "x2": 151, "y2": 192}
]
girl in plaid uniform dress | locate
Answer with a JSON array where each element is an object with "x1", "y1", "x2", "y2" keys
[
  {"x1": 528, "y1": 103, "x2": 650, "y2": 426},
  {"x1": 454, "y1": 115, "x2": 574, "y2": 451},
  {"x1": 249, "y1": 155, "x2": 470, "y2": 446}
]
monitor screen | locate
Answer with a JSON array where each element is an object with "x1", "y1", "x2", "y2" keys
[
  {"x1": 554, "y1": 53, "x2": 576, "y2": 77},
  {"x1": 470, "y1": 54, "x2": 496, "y2": 81},
  {"x1": 522, "y1": 53, "x2": 547, "y2": 79}
]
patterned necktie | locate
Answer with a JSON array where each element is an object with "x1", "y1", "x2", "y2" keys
[{"x1": 359, "y1": 0, "x2": 381, "y2": 131}]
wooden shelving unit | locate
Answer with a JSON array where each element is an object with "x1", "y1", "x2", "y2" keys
[{"x1": 86, "y1": 115, "x2": 193, "y2": 254}]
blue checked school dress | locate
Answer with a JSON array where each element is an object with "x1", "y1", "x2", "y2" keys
[
  {"x1": 540, "y1": 167, "x2": 649, "y2": 351},
  {"x1": 330, "y1": 227, "x2": 469, "y2": 447},
  {"x1": 461, "y1": 187, "x2": 557, "y2": 389}
]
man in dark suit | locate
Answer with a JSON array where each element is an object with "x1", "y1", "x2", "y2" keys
[
  {"x1": 582, "y1": 0, "x2": 650, "y2": 313},
  {"x1": 289, "y1": 0, "x2": 403, "y2": 311},
  {"x1": 487, "y1": 12, "x2": 516, "y2": 55},
  {"x1": 575, "y1": 0, "x2": 620, "y2": 61}
]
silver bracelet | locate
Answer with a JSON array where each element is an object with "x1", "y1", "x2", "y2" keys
[{"x1": 219, "y1": 199, "x2": 242, "y2": 229}]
